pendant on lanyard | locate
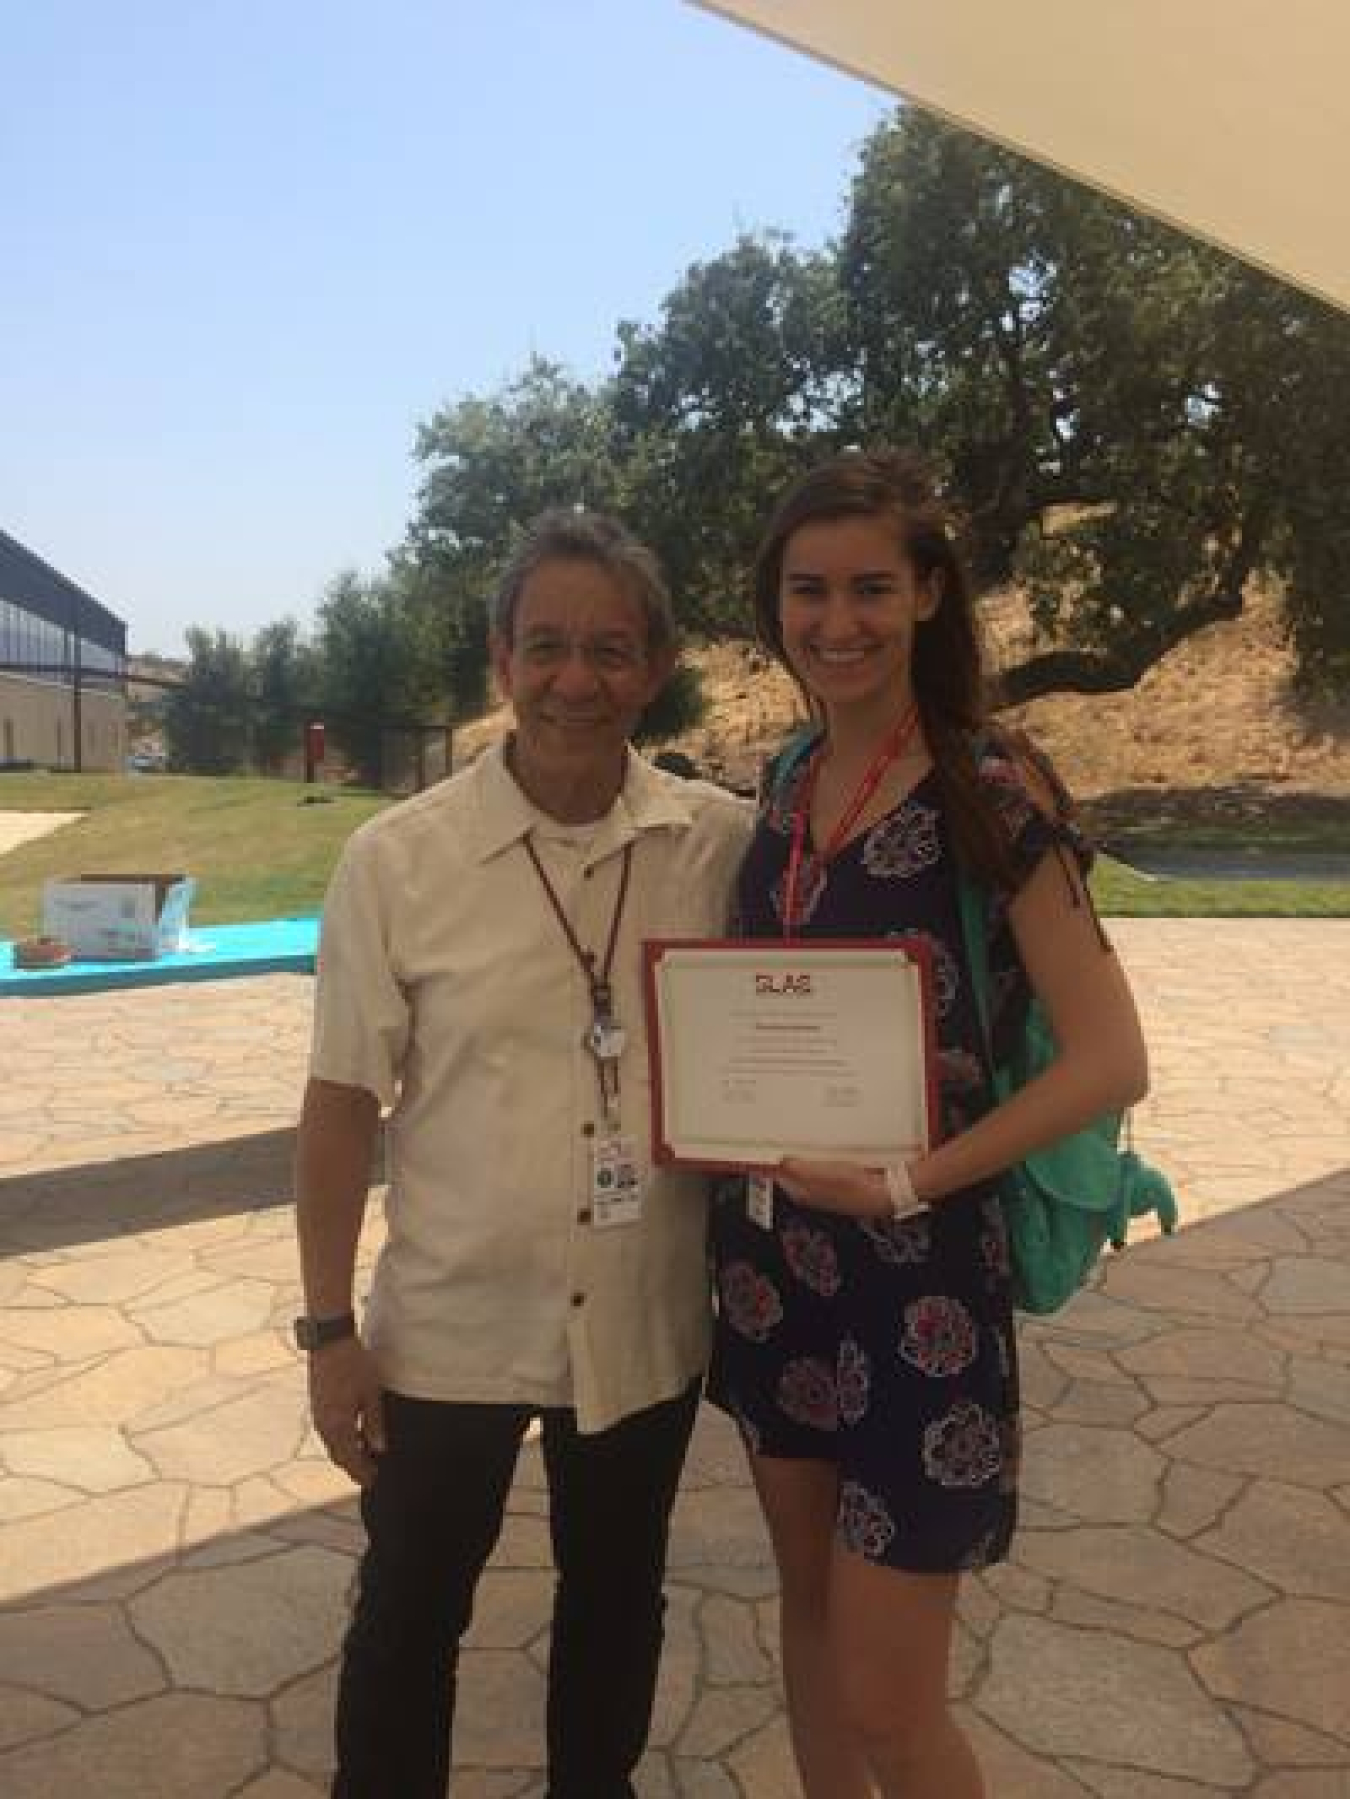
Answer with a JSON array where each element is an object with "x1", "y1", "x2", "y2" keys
[
  {"x1": 524, "y1": 836, "x2": 634, "y2": 1124},
  {"x1": 782, "y1": 703, "x2": 921, "y2": 940},
  {"x1": 584, "y1": 976, "x2": 628, "y2": 1064}
]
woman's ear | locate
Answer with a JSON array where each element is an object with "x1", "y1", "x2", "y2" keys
[{"x1": 917, "y1": 569, "x2": 943, "y2": 622}]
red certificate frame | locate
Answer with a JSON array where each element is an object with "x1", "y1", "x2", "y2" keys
[{"x1": 643, "y1": 936, "x2": 941, "y2": 1171}]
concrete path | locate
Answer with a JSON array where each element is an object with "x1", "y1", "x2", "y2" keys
[
  {"x1": 0, "y1": 810, "x2": 81, "y2": 857},
  {"x1": 1, "y1": 920, "x2": 1348, "y2": 1796}
]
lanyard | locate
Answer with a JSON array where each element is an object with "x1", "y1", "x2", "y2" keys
[
  {"x1": 782, "y1": 703, "x2": 920, "y2": 940},
  {"x1": 524, "y1": 835, "x2": 634, "y2": 1125}
]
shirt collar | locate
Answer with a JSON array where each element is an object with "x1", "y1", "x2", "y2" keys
[{"x1": 470, "y1": 738, "x2": 695, "y2": 865}]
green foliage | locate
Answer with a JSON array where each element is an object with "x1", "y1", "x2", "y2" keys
[
  {"x1": 249, "y1": 617, "x2": 317, "y2": 773},
  {"x1": 314, "y1": 571, "x2": 444, "y2": 788},
  {"x1": 840, "y1": 112, "x2": 1350, "y2": 699},
  {"x1": 162, "y1": 628, "x2": 252, "y2": 774},
  {"x1": 397, "y1": 356, "x2": 630, "y2": 717},
  {"x1": 635, "y1": 660, "x2": 706, "y2": 745},
  {"x1": 166, "y1": 108, "x2": 1350, "y2": 756},
  {"x1": 612, "y1": 234, "x2": 852, "y2": 636}
]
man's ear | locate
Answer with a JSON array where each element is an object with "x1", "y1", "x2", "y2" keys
[
  {"x1": 645, "y1": 643, "x2": 679, "y2": 702},
  {"x1": 488, "y1": 631, "x2": 513, "y2": 700}
]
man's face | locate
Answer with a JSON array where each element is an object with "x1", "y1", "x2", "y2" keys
[{"x1": 491, "y1": 556, "x2": 672, "y2": 786}]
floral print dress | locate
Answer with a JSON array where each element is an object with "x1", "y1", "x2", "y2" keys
[{"x1": 707, "y1": 739, "x2": 1085, "y2": 1574}]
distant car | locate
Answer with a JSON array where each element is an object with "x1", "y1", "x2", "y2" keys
[{"x1": 127, "y1": 750, "x2": 166, "y2": 773}]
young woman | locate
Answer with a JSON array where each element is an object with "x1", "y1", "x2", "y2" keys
[{"x1": 707, "y1": 450, "x2": 1148, "y2": 1798}]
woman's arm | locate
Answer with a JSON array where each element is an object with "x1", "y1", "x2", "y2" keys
[
  {"x1": 906, "y1": 847, "x2": 1147, "y2": 1203},
  {"x1": 775, "y1": 848, "x2": 1148, "y2": 1216}
]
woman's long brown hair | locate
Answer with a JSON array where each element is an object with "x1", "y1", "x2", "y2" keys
[{"x1": 752, "y1": 448, "x2": 1026, "y2": 889}]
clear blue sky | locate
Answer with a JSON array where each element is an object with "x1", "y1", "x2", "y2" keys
[{"x1": 2, "y1": 0, "x2": 891, "y2": 656}]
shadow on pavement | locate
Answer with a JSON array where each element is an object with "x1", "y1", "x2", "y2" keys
[{"x1": 0, "y1": 1128, "x2": 299, "y2": 1255}]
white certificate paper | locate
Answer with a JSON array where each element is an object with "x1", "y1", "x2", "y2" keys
[{"x1": 644, "y1": 939, "x2": 938, "y2": 1170}]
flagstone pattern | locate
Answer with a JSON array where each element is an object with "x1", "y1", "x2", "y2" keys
[{"x1": 0, "y1": 920, "x2": 1347, "y2": 1795}]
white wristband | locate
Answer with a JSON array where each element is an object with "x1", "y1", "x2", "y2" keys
[{"x1": 882, "y1": 1161, "x2": 926, "y2": 1222}]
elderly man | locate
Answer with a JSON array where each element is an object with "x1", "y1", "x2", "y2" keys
[{"x1": 294, "y1": 510, "x2": 750, "y2": 1799}]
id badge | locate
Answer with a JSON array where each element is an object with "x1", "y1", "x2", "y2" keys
[
  {"x1": 747, "y1": 1172, "x2": 775, "y2": 1230},
  {"x1": 590, "y1": 1135, "x2": 645, "y2": 1229}
]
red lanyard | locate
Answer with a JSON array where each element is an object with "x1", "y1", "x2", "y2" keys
[{"x1": 782, "y1": 704, "x2": 920, "y2": 940}]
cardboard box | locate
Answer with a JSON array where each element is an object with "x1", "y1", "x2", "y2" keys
[{"x1": 42, "y1": 873, "x2": 195, "y2": 961}]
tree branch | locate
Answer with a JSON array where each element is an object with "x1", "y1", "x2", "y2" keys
[{"x1": 993, "y1": 584, "x2": 1245, "y2": 705}]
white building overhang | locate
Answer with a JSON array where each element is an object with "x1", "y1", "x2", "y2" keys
[{"x1": 693, "y1": 0, "x2": 1350, "y2": 314}]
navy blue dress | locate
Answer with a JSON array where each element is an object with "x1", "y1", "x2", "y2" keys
[{"x1": 707, "y1": 738, "x2": 1083, "y2": 1574}]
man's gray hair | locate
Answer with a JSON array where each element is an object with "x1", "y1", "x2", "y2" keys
[{"x1": 490, "y1": 509, "x2": 677, "y2": 655}]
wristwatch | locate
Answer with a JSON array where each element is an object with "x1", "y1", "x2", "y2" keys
[{"x1": 293, "y1": 1310, "x2": 357, "y2": 1352}]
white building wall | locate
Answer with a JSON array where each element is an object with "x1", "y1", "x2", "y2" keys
[{"x1": 0, "y1": 672, "x2": 127, "y2": 772}]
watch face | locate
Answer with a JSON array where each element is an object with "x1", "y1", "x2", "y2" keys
[{"x1": 294, "y1": 1314, "x2": 353, "y2": 1350}]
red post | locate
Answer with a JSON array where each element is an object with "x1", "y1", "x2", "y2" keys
[{"x1": 304, "y1": 720, "x2": 326, "y2": 784}]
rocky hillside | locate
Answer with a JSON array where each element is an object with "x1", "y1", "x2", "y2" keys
[{"x1": 458, "y1": 583, "x2": 1350, "y2": 825}]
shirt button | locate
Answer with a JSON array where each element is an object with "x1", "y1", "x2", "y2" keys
[
  {"x1": 582, "y1": 1121, "x2": 595, "y2": 1137},
  {"x1": 577, "y1": 1208, "x2": 592, "y2": 1225},
  {"x1": 583, "y1": 867, "x2": 594, "y2": 880},
  {"x1": 571, "y1": 1292, "x2": 585, "y2": 1307}
]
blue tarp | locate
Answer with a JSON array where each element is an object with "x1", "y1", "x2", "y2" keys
[{"x1": 0, "y1": 916, "x2": 319, "y2": 996}]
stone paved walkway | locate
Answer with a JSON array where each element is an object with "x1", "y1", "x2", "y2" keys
[{"x1": 1, "y1": 920, "x2": 1348, "y2": 1797}]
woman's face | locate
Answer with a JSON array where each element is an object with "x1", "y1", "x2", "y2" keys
[{"x1": 777, "y1": 514, "x2": 938, "y2": 720}]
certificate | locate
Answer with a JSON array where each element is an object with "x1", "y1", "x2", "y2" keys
[{"x1": 643, "y1": 939, "x2": 939, "y2": 1169}]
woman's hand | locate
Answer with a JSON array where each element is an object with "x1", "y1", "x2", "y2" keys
[{"x1": 774, "y1": 1158, "x2": 890, "y2": 1218}]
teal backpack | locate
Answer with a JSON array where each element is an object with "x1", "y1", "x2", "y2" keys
[
  {"x1": 954, "y1": 868, "x2": 1177, "y2": 1314},
  {"x1": 764, "y1": 728, "x2": 1178, "y2": 1314}
]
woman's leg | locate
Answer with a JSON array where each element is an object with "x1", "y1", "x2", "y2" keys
[
  {"x1": 829, "y1": 1550, "x2": 984, "y2": 1799},
  {"x1": 748, "y1": 1453, "x2": 872, "y2": 1799}
]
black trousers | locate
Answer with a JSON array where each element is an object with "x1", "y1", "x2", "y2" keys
[{"x1": 331, "y1": 1381, "x2": 700, "y2": 1799}]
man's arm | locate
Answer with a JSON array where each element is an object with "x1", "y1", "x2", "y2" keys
[{"x1": 295, "y1": 1075, "x2": 386, "y2": 1486}]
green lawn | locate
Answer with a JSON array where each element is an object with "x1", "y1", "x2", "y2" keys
[
  {"x1": 1092, "y1": 854, "x2": 1350, "y2": 918},
  {"x1": 1, "y1": 771, "x2": 1346, "y2": 938},
  {"x1": 0, "y1": 773, "x2": 390, "y2": 938}
]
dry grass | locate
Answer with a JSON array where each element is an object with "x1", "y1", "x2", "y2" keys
[{"x1": 456, "y1": 582, "x2": 1350, "y2": 817}]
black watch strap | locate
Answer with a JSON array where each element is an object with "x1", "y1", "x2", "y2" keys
[{"x1": 293, "y1": 1310, "x2": 357, "y2": 1352}]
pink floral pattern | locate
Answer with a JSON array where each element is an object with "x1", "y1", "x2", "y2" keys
[
  {"x1": 859, "y1": 1211, "x2": 931, "y2": 1266},
  {"x1": 719, "y1": 1262, "x2": 784, "y2": 1343},
  {"x1": 706, "y1": 735, "x2": 1069, "y2": 1575},
  {"x1": 770, "y1": 854, "x2": 826, "y2": 931},
  {"x1": 898, "y1": 929, "x2": 958, "y2": 1018},
  {"x1": 837, "y1": 1336, "x2": 872, "y2": 1424},
  {"x1": 983, "y1": 754, "x2": 1037, "y2": 838},
  {"x1": 900, "y1": 1296, "x2": 978, "y2": 1378},
  {"x1": 838, "y1": 1479, "x2": 897, "y2": 1559},
  {"x1": 776, "y1": 1357, "x2": 839, "y2": 1431},
  {"x1": 922, "y1": 1400, "x2": 1002, "y2": 1488},
  {"x1": 782, "y1": 1220, "x2": 842, "y2": 1296},
  {"x1": 939, "y1": 1046, "x2": 986, "y2": 1092},
  {"x1": 861, "y1": 801, "x2": 940, "y2": 880},
  {"x1": 980, "y1": 1224, "x2": 1011, "y2": 1281},
  {"x1": 762, "y1": 752, "x2": 813, "y2": 836}
]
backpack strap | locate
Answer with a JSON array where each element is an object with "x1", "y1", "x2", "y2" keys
[
  {"x1": 760, "y1": 724, "x2": 822, "y2": 814},
  {"x1": 953, "y1": 862, "x2": 1008, "y2": 1106}
]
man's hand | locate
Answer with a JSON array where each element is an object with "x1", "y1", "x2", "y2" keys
[{"x1": 307, "y1": 1337, "x2": 386, "y2": 1488}]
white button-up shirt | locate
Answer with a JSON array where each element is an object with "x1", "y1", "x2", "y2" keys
[{"x1": 309, "y1": 742, "x2": 752, "y2": 1432}]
